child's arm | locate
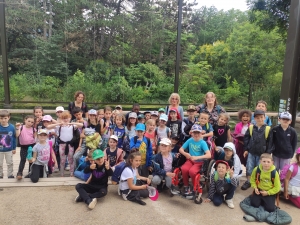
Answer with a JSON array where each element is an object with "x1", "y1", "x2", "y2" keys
[
  {"x1": 30, "y1": 152, "x2": 37, "y2": 163},
  {"x1": 284, "y1": 169, "x2": 292, "y2": 199},
  {"x1": 15, "y1": 123, "x2": 21, "y2": 137},
  {"x1": 51, "y1": 149, "x2": 58, "y2": 168},
  {"x1": 179, "y1": 140, "x2": 191, "y2": 159},
  {"x1": 227, "y1": 128, "x2": 232, "y2": 142},
  {"x1": 46, "y1": 123, "x2": 60, "y2": 129},
  {"x1": 202, "y1": 131, "x2": 213, "y2": 139},
  {"x1": 204, "y1": 175, "x2": 216, "y2": 203},
  {"x1": 69, "y1": 122, "x2": 83, "y2": 128},
  {"x1": 127, "y1": 178, "x2": 148, "y2": 190},
  {"x1": 75, "y1": 138, "x2": 83, "y2": 153},
  {"x1": 100, "y1": 120, "x2": 106, "y2": 135},
  {"x1": 190, "y1": 150, "x2": 211, "y2": 161}
]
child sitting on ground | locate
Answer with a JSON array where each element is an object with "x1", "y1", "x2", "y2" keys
[
  {"x1": 75, "y1": 149, "x2": 112, "y2": 210},
  {"x1": 104, "y1": 135, "x2": 124, "y2": 170},
  {"x1": 74, "y1": 149, "x2": 94, "y2": 181},
  {"x1": 250, "y1": 153, "x2": 280, "y2": 212},
  {"x1": 204, "y1": 160, "x2": 238, "y2": 208}
]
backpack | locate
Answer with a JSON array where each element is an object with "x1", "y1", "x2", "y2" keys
[
  {"x1": 280, "y1": 163, "x2": 299, "y2": 182},
  {"x1": 255, "y1": 166, "x2": 277, "y2": 187},
  {"x1": 111, "y1": 161, "x2": 133, "y2": 184},
  {"x1": 249, "y1": 124, "x2": 270, "y2": 140},
  {"x1": 17, "y1": 125, "x2": 35, "y2": 147}
]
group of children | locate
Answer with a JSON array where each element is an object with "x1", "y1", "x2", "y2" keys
[{"x1": 0, "y1": 99, "x2": 299, "y2": 214}]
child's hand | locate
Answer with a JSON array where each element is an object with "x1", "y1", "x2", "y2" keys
[
  {"x1": 90, "y1": 162, "x2": 96, "y2": 170},
  {"x1": 146, "y1": 178, "x2": 151, "y2": 185},
  {"x1": 228, "y1": 166, "x2": 234, "y2": 178},
  {"x1": 75, "y1": 147, "x2": 80, "y2": 153},
  {"x1": 284, "y1": 191, "x2": 289, "y2": 199},
  {"x1": 147, "y1": 166, "x2": 153, "y2": 172},
  {"x1": 105, "y1": 159, "x2": 110, "y2": 170},
  {"x1": 54, "y1": 162, "x2": 58, "y2": 169},
  {"x1": 15, "y1": 123, "x2": 21, "y2": 129},
  {"x1": 141, "y1": 184, "x2": 148, "y2": 190},
  {"x1": 243, "y1": 151, "x2": 248, "y2": 158},
  {"x1": 80, "y1": 133, "x2": 86, "y2": 138},
  {"x1": 12, "y1": 150, "x2": 16, "y2": 154},
  {"x1": 254, "y1": 188, "x2": 260, "y2": 195},
  {"x1": 204, "y1": 198, "x2": 211, "y2": 203},
  {"x1": 189, "y1": 156, "x2": 198, "y2": 161},
  {"x1": 105, "y1": 121, "x2": 110, "y2": 127},
  {"x1": 260, "y1": 190, "x2": 268, "y2": 196},
  {"x1": 175, "y1": 153, "x2": 180, "y2": 158},
  {"x1": 166, "y1": 172, "x2": 175, "y2": 178}
]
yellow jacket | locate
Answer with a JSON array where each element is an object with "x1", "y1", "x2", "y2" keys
[{"x1": 85, "y1": 134, "x2": 101, "y2": 149}]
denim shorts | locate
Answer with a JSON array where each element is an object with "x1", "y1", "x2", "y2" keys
[{"x1": 246, "y1": 153, "x2": 260, "y2": 176}]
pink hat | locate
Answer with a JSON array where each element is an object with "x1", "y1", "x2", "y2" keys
[
  {"x1": 147, "y1": 186, "x2": 159, "y2": 201},
  {"x1": 42, "y1": 115, "x2": 52, "y2": 121},
  {"x1": 296, "y1": 147, "x2": 300, "y2": 154}
]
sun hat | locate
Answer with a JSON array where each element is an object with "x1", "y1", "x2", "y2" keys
[
  {"x1": 56, "y1": 106, "x2": 64, "y2": 112},
  {"x1": 110, "y1": 135, "x2": 118, "y2": 142},
  {"x1": 42, "y1": 115, "x2": 52, "y2": 121},
  {"x1": 190, "y1": 124, "x2": 202, "y2": 132},
  {"x1": 38, "y1": 129, "x2": 48, "y2": 135},
  {"x1": 159, "y1": 114, "x2": 168, "y2": 122},
  {"x1": 129, "y1": 112, "x2": 137, "y2": 119},
  {"x1": 147, "y1": 186, "x2": 159, "y2": 201},
  {"x1": 88, "y1": 109, "x2": 97, "y2": 115},
  {"x1": 158, "y1": 108, "x2": 165, "y2": 113},
  {"x1": 187, "y1": 105, "x2": 196, "y2": 112},
  {"x1": 160, "y1": 138, "x2": 171, "y2": 146},
  {"x1": 115, "y1": 105, "x2": 122, "y2": 110},
  {"x1": 92, "y1": 149, "x2": 104, "y2": 160},
  {"x1": 135, "y1": 123, "x2": 146, "y2": 132},
  {"x1": 279, "y1": 111, "x2": 292, "y2": 120}
]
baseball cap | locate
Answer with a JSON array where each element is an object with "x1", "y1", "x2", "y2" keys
[
  {"x1": 190, "y1": 124, "x2": 202, "y2": 132},
  {"x1": 56, "y1": 106, "x2": 64, "y2": 112},
  {"x1": 92, "y1": 149, "x2": 104, "y2": 160},
  {"x1": 254, "y1": 110, "x2": 265, "y2": 117},
  {"x1": 147, "y1": 186, "x2": 159, "y2": 201},
  {"x1": 88, "y1": 109, "x2": 97, "y2": 115},
  {"x1": 151, "y1": 111, "x2": 158, "y2": 116},
  {"x1": 214, "y1": 160, "x2": 229, "y2": 169},
  {"x1": 187, "y1": 105, "x2": 196, "y2": 112},
  {"x1": 169, "y1": 108, "x2": 177, "y2": 113},
  {"x1": 115, "y1": 105, "x2": 122, "y2": 110},
  {"x1": 110, "y1": 135, "x2": 118, "y2": 142},
  {"x1": 135, "y1": 123, "x2": 145, "y2": 132},
  {"x1": 38, "y1": 129, "x2": 48, "y2": 135},
  {"x1": 129, "y1": 112, "x2": 137, "y2": 119},
  {"x1": 143, "y1": 111, "x2": 151, "y2": 115},
  {"x1": 279, "y1": 111, "x2": 292, "y2": 120},
  {"x1": 138, "y1": 114, "x2": 145, "y2": 119},
  {"x1": 42, "y1": 115, "x2": 52, "y2": 121},
  {"x1": 159, "y1": 114, "x2": 168, "y2": 121},
  {"x1": 158, "y1": 108, "x2": 165, "y2": 113},
  {"x1": 160, "y1": 138, "x2": 171, "y2": 146}
]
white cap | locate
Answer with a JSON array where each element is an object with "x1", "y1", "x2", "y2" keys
[
  {"x1": 56, "y1": 106, "x2": 64, "y2": 112},
  {"x1": 160, "y1": 138, "x2": 171, "y2": 146},
  {"x1": 110, "y1": 135, "x2": 118, "y2": 142},
  {"x1": 129, "y1": 112, "x2": 137, "y2": 119}
]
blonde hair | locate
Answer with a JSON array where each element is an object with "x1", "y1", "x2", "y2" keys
[
  {"x1": 260, "y1": 153, "x2": 273, "y2": 160},
  {"x1": 204, "y1": 92, "x2": 218, "y2": 107},
  {"x1": 97, "y1": 109, "x2": 104, "y2": 115},
  {"x1": 115, "y1": 113, "x2": 125, "y2": 124},
  {"x1": 218, "y1": 113, "x2": 230, "y2": 122},
  {"x1": 146, "y1": 119, "x2": 156, "y2": 128},
  {"x1": 168, "y1": 93, "x2": 181, "y2": 105},
  {"x1": 256, "y1": 100, "x2": 267, "y2": 107}
]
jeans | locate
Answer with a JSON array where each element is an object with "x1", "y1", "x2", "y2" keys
[
  {"x1": 0, "y1": 151, "x2": 13, "y2": 177},
  {"x1": 212, "y1": 184, "x2": 236, "y2": 206},
  {"x1": 250, "y1": 193, "x2": 276, "y2": 212},
  {"x1": 73, "y1": 143, "x2": 86, "y2": 169},
  {"x1": 152, "y1": 175, "x2": 172, "y2": 188},
  {"x1": 75, "y1": 183, "x2": 107, "y2": 204},
  {"x1": 246, "y1": 153, "x2": 260, "y2": 176}
]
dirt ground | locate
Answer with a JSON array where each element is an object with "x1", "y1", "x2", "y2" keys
[{"x1": 0, "y1": 184, "x2": 299, "y2": 225}]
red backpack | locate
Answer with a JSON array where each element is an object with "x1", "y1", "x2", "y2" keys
[{"x1": 280, "y1": 163, "x2": 299, "y2": 182}]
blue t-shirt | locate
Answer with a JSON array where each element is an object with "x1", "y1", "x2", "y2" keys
[
  {"x1": 182, "y1": 138, "x2": 209, "y2": 157},
  {"x1": 0, "y1": 124, "x2": 16, "y2": 152},
  {"x1": 201, "y1": 123, "x2": 213, "y2": 141},
  {"x1": 251, "y1": 115, "x2": 272, "y2": 126},
  {"x1": 112, "y1": 126, "x2": 125, "y2": 148}
]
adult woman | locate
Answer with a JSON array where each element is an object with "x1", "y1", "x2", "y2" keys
[
  {"x1": 196, "y1": 92, "x2": 225, "y2": 125},
  {"x1": 68, "y1": 91, "x2": 88, "y2": 120},
  {"x1": 165, "y1": 93, "x2": 184, "y2": 120}
]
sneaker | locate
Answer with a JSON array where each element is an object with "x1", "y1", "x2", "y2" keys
[
  {"x1": 170, "y1": 185, "x2": 180, "y2": 195},
  {"x1": 8, "y1": 175, "x2": 14, "y2": 179},
  {"x1": 75, "y1": 195, "x2": 83, "y2": 203},
  {"x1": 135, "y1": 199, "x2": 146, "y2": 205},
  {"x1": 241, "y1": 181, "x2": 251, "y2": 190},
  {"x1": 225, "y1": 199, "x2": 234, "y2": 209},
  {"x1": 24, "y1": 174, "x2": 30, "y2": 178},
  {"x1": 65, "y1": 165, "x2": 70, "y2": 171},
  {"x1": 88, "y1": 198, "x2": 97, "y2": 209},
  {"x1": 184, "y1": 186, "x2": 191, "y2": 195},
  {"x1": 17, "y1": 173, "x2": 23, "y2": 180}
]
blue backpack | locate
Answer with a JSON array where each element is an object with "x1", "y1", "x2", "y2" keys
[{"x1": 111, "y1": 161, "x2": 133, "y2": 184}]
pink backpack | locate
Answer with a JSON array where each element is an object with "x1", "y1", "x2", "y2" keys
[{"x1": 280, "y1": 163, "x2": 299, "y2": 182}]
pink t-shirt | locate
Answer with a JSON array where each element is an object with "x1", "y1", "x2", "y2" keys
[
  {"x1": 145, "y1": 131, "x2": 156, "y2": 149},
  {"x1": 19, "y1": 126, "x2": 36, "y2": 145}
]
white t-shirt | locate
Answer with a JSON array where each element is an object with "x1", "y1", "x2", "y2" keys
[
  {"x1": 157, "y1": 127, "x2": 168, "y2": 139},
  {"x1": 241, "y1": 124, "x2": 249, "y2": 135},
  {"x1": 56, "y1": 125, "x2": 74, "y2": 142},
  {"x1": 289, "y1": 164, "x2": 300, "y2": 187},
  {"x1": 119, "y1": 167, "x2": 137, "y2": 190}
]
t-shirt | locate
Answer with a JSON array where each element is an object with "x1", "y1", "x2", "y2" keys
[
  {"x1": 156, "y1": 126, "x2": 169, "y2": 140},
  {"x1": 289, "y1": 164, "x2": 300, "y2": 187},
  {"x1": 112, "y1": 126, "x2": 125, "y2": 148},
  {"x1": 101, "y1": 118, "x2": 112, "y2": 139},
  {"x1": 56, "y1": 125, "x2": 74, "y2": 142},
  {"x1": 163, "y1": 153, "x2": 173, "y2": 172},
  {"x1": 213, "y1": 124, "x2": 230, "y2": 147},
  {"x1": 241, "y1": 124, "x2": 249, "y2": 135},
  {"x1": 106, "y1": 148, "x2": 117, "y2": 167},
  {"x1": 125, "y1": 126, "x2": 136, "y2": 140},
  {"x1": 46, "y1": 128, "x2": 56, "y2": 144},
  {"x1": 19, "y1": 126, "x2": 36, "y2": 145},
  {"x1": 119, "y1": 167, "x2": 136, "y2": 190},
  {"x1": 166, "y1": 120, "x2": 182, "y2": 137},
  {"x1": 145, "y1": 131, "x2": 156, "y2": 150},
  {"x1": 86, "y1": 123, "x2": 100, "y2": 133},
  {"x1": 32, "y1": 142, "x2": 50, "y2": 165},
  {"x1": 182, "y1": 138, "x2": 209, "y2": 160}
]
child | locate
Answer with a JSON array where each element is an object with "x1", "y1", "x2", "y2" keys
[
  {"x1": 166, "y1": 108, "x2": 182, "y2": 138},
  {"x1": 213, "y1": 113, "x2": 231, "y2": 147},
  {"x1": 151, "y1": 138, "x2": 176, "y2": 192},
  {"x1": 269, "y1": 112, "x2": 297, "y2": 171},
  {"x1": 97, "y1": 109, "x2": 104, "y2": 122},
  {"x1": 75, "y1": 149, "x2": 112, "y2": 210},
  {"x1": 33, "y1": 106, "x2": 44, "y2": 130},
  {"x1": 16, "y1": 115, "x2": 36, "y2": 179},
  {"x1": 47, "y1": 111, "x2": 83, "y2": 177},
  {"x1": 251, "y1": 100, "x2": 272, "y2": 126},
  {"x1": 197, "y1": 112, "x2": 213, "y2": 141},
  {"x1": 181, "y1": 105, "x2": 197, "y2": 143},
  {"x1": 130, "y1": 123, "x2": 153, "y2": 177},
  {"x1": 233, "y1": 109, "x2": 252, "y2": 166},
  {"x1": 170, "y1": 134, "x2": 180, "y2": 154},
  {"x1": 119, "y1": 150, "x2": 151, "y2": 205},
  {"x1": 250, "y1": 153, "x2": 280, "y2": 212},
  {"x1": 151, "y1": 111, "x2": 159, "y2": 125},
  {"x1": 29, "y1": 129, "x2": 57, "y2": 183},
  {"x1": 100, "y1": 106, "x2": 113, "y2": 150},
  {"x1": 155, "y1": 114, "x2": 171, "y2": 148},
  {"x1": 137, "y1": 114, "x2": 146, "y2": 124},
  {"x1": 111, "y1": 114, "x2": 126, "y2": 148},
  {"x1": 72, "y1": 107, "x2": 88, "y2": 133},
  {"x1": 125, "y1": 112, "x2": 137, "y2": 140},
  {"x1": 242, "y1": 110, "x2": 271, "y2": 190},
  {"x1": 283, "y1": 148, "x2": 300, "y2": 208},
  {"x1": 111, "y1": 110, "x2": 120, "y2": 125},
  {"x1": 0, "y1": 110, "x2": 16, "y2": 178},
  {"x1": 55, "y1": 106, "x2": 64, "y2": 123},
  {"x1": 115, "y1": 105, "x2": 123, "y2": 113},
  {"x1": 144, "y1": 111, "x2": 151, "y2": 122},
  {"x1": 104, "y1": 135, "x2": 124, "y2": 169},
  {"x1": 144, "y1": 119, "x2": 157, "y2": 154},
  {"x1": 74, "y1": 149, "x2": 94, "y2": 181},
  {"x1": 204, "y1": 160, "x2": 238, "y2": 208},
  {"x1": 178, "y1": 124, "x2": 211, "y2": 196},
  {"x1": 158, "y1": 108, "x2": 165, "y2": 118}
]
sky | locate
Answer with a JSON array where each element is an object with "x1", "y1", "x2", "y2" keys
[{"x1": 195, "y1": 0, "x2": 249, "y2": 11}]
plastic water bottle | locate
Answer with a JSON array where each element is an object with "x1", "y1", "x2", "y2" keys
[{"x1": 26, "y1": 146, "x2": 33, "y2": 160}]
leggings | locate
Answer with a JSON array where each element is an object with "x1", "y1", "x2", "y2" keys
[
  {"x1": 59, "y1": 143, "x2": 74, "y2": 176},
  {"x1": 181, "y1": 160, "x2": 203, "y2": 186},
  {"x1": 30, "y1": 164, "x2": 44, "y2": 183},
  {"x1": 17, "y1": 144, "x2": 34, "y2": 174},
  {"x1": 75, "y1": 183, "x2": 107, "y2": 204}
]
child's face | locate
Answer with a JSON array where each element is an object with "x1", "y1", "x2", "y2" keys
[
  {"x1": 62, "y1": 117, "x2": 70, "y2": 123},
  {"x1": 171, "y1": 138, "x2": 179, "y2": 145},
  {"x1": 224, "y1": 148, "x2": 233, "y2": 158},
  {"x1": 56, "y1": 111, "x2": 63, "y2": 119},
  {"x1": 97, "y1": 112, "x2": 104, "y2": 120},
  {"x1": 38, "y1": 133, "x2": 47, "y2": 141},
  {"x1": 279, "y1": 118, "x2": 291, "y2": 126},
  {"x1": 89, "y1": 114, "x2": 97, "y2": 122},
  {"x1": 191, "y1": 131, "x2": 202, "y2": 141},
  {"x1": 136, "y1": 130, "x2": 145, "y2": 137},
  {"x1": 109, "y1": 139, "x2": 118, "y2": 148},
  {"x1": 95, "y1": 157, "x2": 104, "y2": 166},
  {"x1": 132, "y1": 106, "x2": 140, "y2": 113},
  {"x1": 34, "y1": 109, "x2": 43, "y2": 118},
  {"x1": 170, "y1": 112, "x2": 177, "y2": 120},
  {"x1": 160, "y1": 144, "x2": 170, "y2": 153},
  {"x1": 159, "y1": 119, "x2": 166, "y2": 126},
  {"x1": 241, "y1": 113, "x2": 250, "y2": 124},
  {"x1": 254, "y1": 115, "x2": 265, "y2": 126},
  {"x1": 198, "y1": 114, "x2": 209, "y2": 125},
  {"x1": 256, "y1": 103, "x2": 267, "y2": 112},
  {"x1": 138, "y1": 118, "x2": 145, "y2": 124},
  {"x1": 131, "y1": 155, "x2": 141, "y2": 168},
  {"x1": 129, "y1": 117, "x2": 137, "y2": 125},
  {"x1": 151, "y1": 115, "x2": 158, "y2": 120},
  {"x1": 260, "y1": 158, "x2": 273, "y2": 171},
  {"x1": 104, "y1": 111, "x2": 112, "y2": 119},
  {"x1": 218, "y1": 116, "x2": 228, "y2": 126},
  {"x1": 74, "y1": 112, "x2": 83, "y2": 120},
  {"x1": 217, "y1": 163, "x2": 227, "y2": 176},
  {"x1": 147, "y1": 123, "x2": 156, "y2": 131},
  {"x1": 144, "y1": 113, "x2": 151, "y2": 121},
  {"x1": 25, "y1": 118, "x2": 34, "y2": 128},
  {"x1": 43, "y1": 120, "x2": 51, "y2": 127},
  {"x1": 187, "y1": 111, "x2": 195, "y2": 117},
  {"x1": 0, "y1": 116, "x2": 10, "y2": 126},
  {"x1": 115, "y1": 117, "x2": 123, "y2": 125}
]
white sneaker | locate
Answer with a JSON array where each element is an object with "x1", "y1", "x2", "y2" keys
[
  {"x1": 225, "y1": 199, "x2": 234, "y2": 209},
  {"x1": 88, "y1": 198, "x2": 97, "y2": 209},
  {"x1": 65, "y1": 165, "x2": 70, "y2": 171}
]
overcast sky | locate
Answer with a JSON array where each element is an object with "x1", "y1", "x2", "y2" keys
[{"x1": 195, "y1": 0, "x2": 249, "y2": 11}]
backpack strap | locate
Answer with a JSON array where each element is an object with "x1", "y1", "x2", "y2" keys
[
  {"x1": 206, "y1": 123, "x2": 209, "y2": 130},
  {"x1": 155, "y1": 127, "x2": 158, "y2": 136},
  {"x1": 265, "y1": 126, "x2": 270, "y2": 140},
  {"x1": 270, "y1": 169, "x2": 276, "y2": 187},
  {"x1": 249, "y1": 124, "x2": 253, "y2": 136}
]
